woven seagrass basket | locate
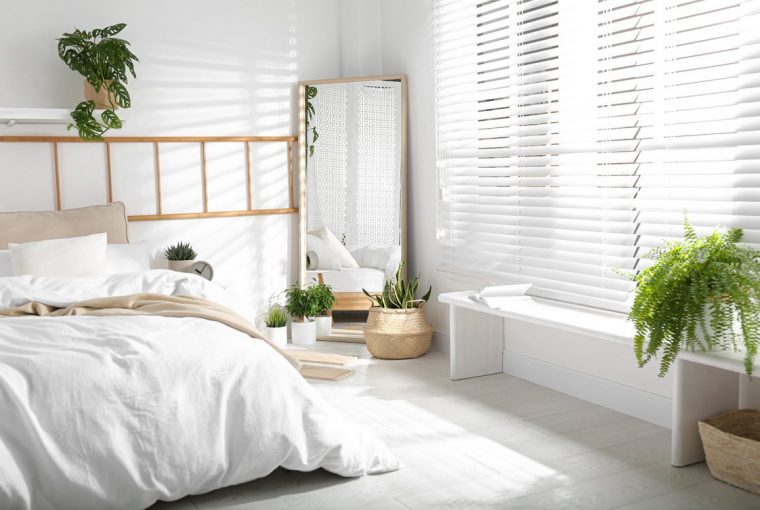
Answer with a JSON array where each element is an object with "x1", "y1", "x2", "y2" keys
[
  {"x1": 365, "y1": 305, "x2": 433, "y2": 359},
  {"x1": 699, "y1": 409, "x2": 760, "y2": 495}
]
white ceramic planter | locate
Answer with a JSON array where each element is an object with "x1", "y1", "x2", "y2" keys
[
  {"x1": 291, "y1": 320, "x2": 317, "y2": 345},
  {"x1": 266, "y1": 326, "x2": 288, "y2": 349},
  {"x1": 315, "y1": 315, "x2": 332, "y2": 337}
]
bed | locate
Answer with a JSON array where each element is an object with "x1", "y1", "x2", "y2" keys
[{"x1": 0, "y1": 202, "x2": 398, "y2": 510}]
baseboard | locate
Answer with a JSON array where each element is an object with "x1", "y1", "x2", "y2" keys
[
  {"x1": 503, "y1": 351, "x2": 672, "y2": 429},
  {"x1": 432, "y1": 331, "x2": 450, "y2": 354}
]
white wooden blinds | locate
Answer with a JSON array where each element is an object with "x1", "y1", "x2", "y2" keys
[{"x1": 434, "y1": 0, "x2": 760, "y2": 310}]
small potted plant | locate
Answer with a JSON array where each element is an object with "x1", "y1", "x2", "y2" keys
[
  {"x1": 628, "y1": 220, "x2": 760, "y2": 376},
  {"x1": 263, "y1": 304, "x2": 288, "y2": 349},
  {"x1": 285, "y1": 285, "x2": 321, "y2": 345},
  {"x1": 163, "y1": 242, "x2": 197, "y2": 272},
  {"x1": 310, "y1": 281, "x2": 336, "y2": 337},
  {"x1": 57, "y1": 23, "x2": 139, "y2": 140},
  {"x1": 362, "y1": 262, "x2": 433, "y2": 359}
]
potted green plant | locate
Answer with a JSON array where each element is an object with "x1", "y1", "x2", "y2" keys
[
  {"x1": 57, "y1": 23, "x2": 139, "y2": 140},
  {"x1": 629, "y1": 220, "x2": 760, "y2": 376},
  {"x1": 263, "y1": 304, "x2": 288, "y2": 349},
  {"x1": 362, "y1": 262, "x2": 433, "y2": 359},
  {"x1": 285, "y1": 285, "x2": 321, "y2": 345},
  {"x1": 309, "y1": 281, "x2": 336, "y2": 337},
  {"x1": 163, "y1": 242, "x2": 197, "y2": 272}
]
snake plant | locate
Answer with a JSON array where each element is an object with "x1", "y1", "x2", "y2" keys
[{"x1": 363, "y1": 262, "x2": 432, "y2": 309}]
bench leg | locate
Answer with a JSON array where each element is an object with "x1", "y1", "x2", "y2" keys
[
  {"x1": 671, "y1": 359, "x2": 739, "y2": 466},
  {"x1": 449, "y1": 305, "x2": 503, "y2": 380}
]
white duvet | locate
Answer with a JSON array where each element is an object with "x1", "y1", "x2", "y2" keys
[{"x1": 0, "y1": 271, "x2": 398, "y2": 510}]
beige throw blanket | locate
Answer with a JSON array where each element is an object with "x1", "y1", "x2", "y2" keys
[{"x1": 0, "y1": 293, "x2": 301, "y2": 370}]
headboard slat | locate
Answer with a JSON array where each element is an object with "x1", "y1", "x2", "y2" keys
[{"x1": 0, "y1": 135, "x2": 298, "y2": 221}]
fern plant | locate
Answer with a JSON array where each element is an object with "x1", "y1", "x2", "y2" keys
[
  {"x1": 629, "y1": 220, "x2": 760, "y2": 376},
  {"x1": 263, "y1": 305, "x2": 288, "y2": 328},
  {"x1": 163, "y1": 242, "x2": 197, "y2": 261},
  {"x1": 363, "y1": 262, "x2": 432, "y2": 309},
  {"x1": 58, "y1": 23, "x2": 138, "y2": 140}
]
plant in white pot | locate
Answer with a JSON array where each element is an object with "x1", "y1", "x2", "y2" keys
[
  {"x1": 285, "y1": 285, "x2": 321, "y2": 345},
  {"x1": 263, "y1": 304, "x2": 288, "y2": 349},
  {"x1": 628, "y1": 220, "x2": 760, "y2": 376},
  {"x1": 310, "y1": 281, "x2": 336, "y2": 337},
  {"x1": 163, "y1": 242, "x2": 197, "y2": 272},
  {"x1": 362, "y1": 262, "x2": 433, "y2": 359}
]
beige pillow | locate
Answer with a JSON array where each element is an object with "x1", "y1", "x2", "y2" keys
[{"x1": 0, "y1": 202, "x2": 129, "y2": 250}]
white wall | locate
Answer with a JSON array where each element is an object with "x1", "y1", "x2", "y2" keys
[
  {"x1": 338, "y1": 0, "x2": 382, "y2": 76},
  {"x1": 0, "y1": 0, "x2": 347, "y2": 316}
]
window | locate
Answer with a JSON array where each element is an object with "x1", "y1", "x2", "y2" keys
[{"x1": 434, "y1": 0, "x2": 760, "y2": 311}]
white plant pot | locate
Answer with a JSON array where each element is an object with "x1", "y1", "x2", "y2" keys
[
  {"x1": 266, "y1": 326, "x2": 288, "y2": 349},
  {"x1": 315, "y1": 315, "x2": 332, "y2": 337},
  {"x1": 291, "y1": 320, "x2": 317, "y2": 345}
]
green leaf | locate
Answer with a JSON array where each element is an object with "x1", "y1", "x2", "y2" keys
[
  {"x1": 100, "y1": 109, "x2": 122, "y2": 129},
  {"x1": 108, "y1": 81, "x2": 130, "y2": 108},
  {"x1": 99, "y1": 23, "x2": 127, "y2": 38}
]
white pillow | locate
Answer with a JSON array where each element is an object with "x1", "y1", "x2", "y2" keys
[
  {"x1": 306, "y1": 234, "x2": 341, "y2": 270},
  {"x1": 9, "y1": 233, "x2": 107, "y2": 277},
  {"x1": 106, "y1": 242, "x2": 151, "y2": 274},
  {"x1": 0, "y1": 250, "x2": 12, "y2": 276},
  {"x1": 310, "y1": 227, "x2": 359, "y2": 269}
]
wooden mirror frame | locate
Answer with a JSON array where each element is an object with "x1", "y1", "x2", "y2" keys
[{"x1": 297, "y1": 74, "x2": 408, "y2": 311}]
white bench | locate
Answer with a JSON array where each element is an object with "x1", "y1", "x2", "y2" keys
[
  {"x1": 438, "y1": 291, "x2": 632, "y2": 380},
  {"x1": 439, "y1": 290, "x2": 760, "y2": 467},
  {"x1": 672, "y1": 351, "x2": 760, "y2": 466}
]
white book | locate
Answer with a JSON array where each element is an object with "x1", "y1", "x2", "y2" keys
[{"x1": 469, "y1": 284, "x2": 532, "y2": 309}]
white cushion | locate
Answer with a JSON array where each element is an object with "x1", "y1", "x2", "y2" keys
[
  {"x1": 9, "y1": 233, "x2": 107, "y2": 277},
  {"x1": 310, "y1": 227, "x2": 359, "y2": 269},
  {"x1": 106, "y1": 242, "x2": 151, "y2": 274},
  {"x1": 306, "y1": 234, "x2": 341, "y2": 270},
  {"x1": 349, "y1": 244, "x2": 402, "y2": 278},
  {"x1": 0, "y1": 250, "x2": 11, "y2": 276}
]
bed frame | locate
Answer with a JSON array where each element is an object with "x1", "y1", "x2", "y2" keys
[{"x1": 0, "y1": 135, "x2": 298, "y2": 221}]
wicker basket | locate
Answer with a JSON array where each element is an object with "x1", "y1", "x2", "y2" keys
[
  {"x1": 699, "y1": 409, "x2": 760, "y2": 495},
  {"x1": 364, "y1": 306, "x2": 433, "y2": 359}
]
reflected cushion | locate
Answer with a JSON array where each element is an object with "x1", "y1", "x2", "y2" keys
[
  {"x1": 306, "y1": 234, "x2": 341, "y2": 270},
  {"x1": 311, "y1": 227, "x2": 359, "y2": 269}
]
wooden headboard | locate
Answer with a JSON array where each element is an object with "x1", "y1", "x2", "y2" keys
[{"x1": 0, "y1": 135, "x2": 298, "y2": 221}]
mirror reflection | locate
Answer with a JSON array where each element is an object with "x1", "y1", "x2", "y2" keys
[{"x1": 302, "y1": 77, "x2": 406, "y2": 316}]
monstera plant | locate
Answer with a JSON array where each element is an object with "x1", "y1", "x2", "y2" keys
[{"x1": 58, "y1": 23, "x2": 138, "y2": 140}]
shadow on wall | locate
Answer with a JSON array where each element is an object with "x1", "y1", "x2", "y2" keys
[{"x1": 0, "y1": 0, "x2": 304, "y2": 318}]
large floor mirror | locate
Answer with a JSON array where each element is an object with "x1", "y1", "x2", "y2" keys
[{"x1": 298, "y1": 75, "x2": 407, "y2": 333}]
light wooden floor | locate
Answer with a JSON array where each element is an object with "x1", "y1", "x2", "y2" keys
[{"x1": 152, "y1": 343, "x2": 760, "y2": 510}]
